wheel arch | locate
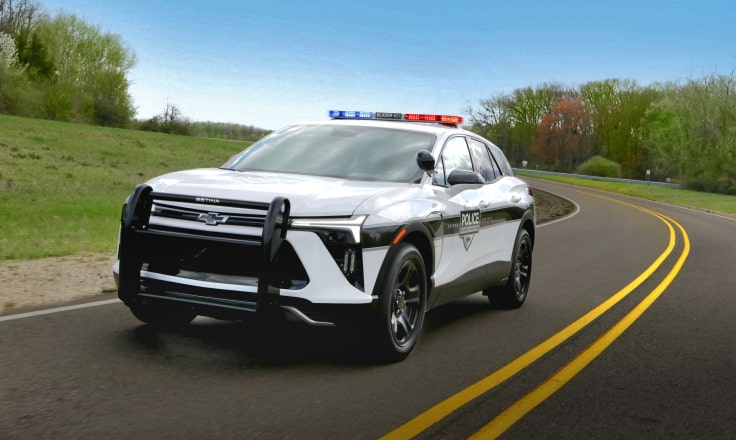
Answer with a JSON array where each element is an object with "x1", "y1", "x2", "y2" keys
[
  {"x1": 401, "y1": 230, "x2": 434, "y2": 297},
  {"x1": 371, "y1": 223, "x2": 435, "y2": 301},
  {"x1": 520, "y1": 209, "x2": 536, "y2": 249}
]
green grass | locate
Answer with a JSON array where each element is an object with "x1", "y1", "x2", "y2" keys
[
  {"x1": 0, "y1": 115, "x2": 250, "y2": 260},
  {"x1": 518, "y1": 172, "x2": 736, "y2": 217}
]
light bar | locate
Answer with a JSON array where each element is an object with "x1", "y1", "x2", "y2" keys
[
  {"x1": 329, "y1": 110, "x2": 463, "y2": 124},
  {"x1": 405, "y1": 113, "x2": 463, "y2": 124},
  {"x1": 328, "y1": 110, "x2": 373, "y2": 119}
]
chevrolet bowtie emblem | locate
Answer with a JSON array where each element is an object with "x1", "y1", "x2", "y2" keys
[{"x1": 197, "y1": 212, "x2": 229, "y2": 226}]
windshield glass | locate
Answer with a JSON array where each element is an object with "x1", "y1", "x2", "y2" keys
[{"x1": 222, "y1": 124, "x2": 436, "y2": 182}]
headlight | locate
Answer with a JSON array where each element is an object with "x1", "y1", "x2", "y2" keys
[
  {"x1": 290, "y1": 216, "x2": 367, "y2": 290},
  {"x1": 290, "y1": 215, "x2": 366, "y2": 244}
]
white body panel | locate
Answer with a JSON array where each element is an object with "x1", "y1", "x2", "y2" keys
[{"x1": 281, "y1": 232, "x2": 370, "y2": 303}]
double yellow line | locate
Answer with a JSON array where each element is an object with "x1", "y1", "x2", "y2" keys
[{"x1": 381, "y1": 193, "x2": 690, "y2": 439}]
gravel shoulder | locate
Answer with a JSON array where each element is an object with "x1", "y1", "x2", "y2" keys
[
  {"x1": 0, "y1": 188, "x2": 573, "y2": 312},
  {"x1": 1, "y1": 253, "x2": 117, "y2": 310}
]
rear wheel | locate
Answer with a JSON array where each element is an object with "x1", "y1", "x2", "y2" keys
[
  {"x1": 129, "y1": 301, "x2": 197, "y2": 327},
  {"x1": 373, "y1": 243, "x2": 427, "y2": 363},
  {"x1": 485, "y1": 229, "x2": 532, "y2": 309}
]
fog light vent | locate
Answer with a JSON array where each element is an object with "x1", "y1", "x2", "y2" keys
[{"x1": 343, "y1": 248, "x2": 356, "y2": 274}]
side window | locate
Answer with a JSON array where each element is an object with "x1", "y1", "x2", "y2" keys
[
  {"x1": 468, "y1": 138, "x2": 497, "y2": 182},
  {"x1": 487, "y1": 146, "x2": 503, "y2": 178},
  {"x1": 489, "y1": 144, "x2": 515, "y2": 176},
  {"x1": 435, "y1": 137, "x2": 473, "y2": 186}
]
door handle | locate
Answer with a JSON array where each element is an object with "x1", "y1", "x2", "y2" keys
[
  {"x1": 479, "y1": 200, "x2": 490, "y2": 209},
  {"x1": 510, "y1": 195, "x2": 521, "y2": 203}
]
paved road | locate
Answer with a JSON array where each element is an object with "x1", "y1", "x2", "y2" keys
[{"x1": 1, "y1": 179, "x2": 734, "y2": 439}]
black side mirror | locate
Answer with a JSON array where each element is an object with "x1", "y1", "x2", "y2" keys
[
  {"x1": 447, "y1": 169, "x2": 484, "y2": 185},
  {"x1": 416, "y1": 150, "x2": 436, "y2": 172}
]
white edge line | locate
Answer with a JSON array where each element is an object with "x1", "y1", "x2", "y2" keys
[{"x1": 0, "y1": 298, "x2": 121, "y2": 323}]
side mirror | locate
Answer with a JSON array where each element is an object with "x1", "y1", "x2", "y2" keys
[
  {"x1": 447, "y1": 169, "x2": 484, "y2": 185},
  {"x1": 416, "y1": 150, "x2": 436, "y2": 172}
]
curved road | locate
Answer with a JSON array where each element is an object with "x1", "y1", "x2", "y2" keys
[{"x1": 1, "y1": 179, "x2": 735, "y2": 439}]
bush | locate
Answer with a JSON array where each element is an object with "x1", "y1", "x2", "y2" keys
[
  {"x1": 43, "y1": 80, "x2": 78, "y2": 121},
  {"x1": 683, "y1": 160, "x2": 736, "y2": 195},
  {"x1": 0, "y1": 63, "x2": 44, "y2": 117},
  {"x1": 576, "y1": 156, "x2": 622, "y2": 178}
]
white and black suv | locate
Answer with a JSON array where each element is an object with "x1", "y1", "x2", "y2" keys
[{"x1": 114, "y1": 111, "x2": 534, "y2": 361}]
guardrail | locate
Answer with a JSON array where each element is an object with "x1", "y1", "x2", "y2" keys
[{"x1": 513, "y1": 169, "x2": 681, "y2": 189}]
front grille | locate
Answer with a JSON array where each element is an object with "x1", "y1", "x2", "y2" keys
[{"x1": 152, "y1": 202, "x2": 267, "y2": 228}]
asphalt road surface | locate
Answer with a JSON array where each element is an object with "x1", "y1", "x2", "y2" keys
[{"x1": 1, "y1": 179, "x2": 735, "y2": 439}]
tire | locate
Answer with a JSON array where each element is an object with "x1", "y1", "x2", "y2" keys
[
  {"x1": 373, "y1": 243, "x2": 427, "y2": 363},
  {"x1": 486, "y1": 229, "x2": 532, "y2": 309},
  {"x1": 129, "y1": 301, "x2": 197, "y2": 327}
]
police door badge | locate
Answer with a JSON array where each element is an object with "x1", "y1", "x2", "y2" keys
[{"x1": 459, "y1": 209, "x2": 480, "y2": 250}]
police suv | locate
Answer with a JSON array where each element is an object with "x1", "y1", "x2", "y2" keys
[{"x1": 114, "y1": 111, "x2": 535, "y2": 362}]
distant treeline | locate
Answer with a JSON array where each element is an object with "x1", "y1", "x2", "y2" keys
[
  {"x1": 466, "y1": 74, "x2": 736, "y2": 194},
  {"x1": 0, "y1": 0, "x2": 269, "y2": 142},
  {"x1": 136, "y1": 102, "x2": 270, "y2": 142}
]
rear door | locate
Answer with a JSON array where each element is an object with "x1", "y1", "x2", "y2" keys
[{"x1": 467, "y1": 138, "x2": 519, "y2": 283}]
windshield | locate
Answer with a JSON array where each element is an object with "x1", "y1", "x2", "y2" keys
[{"x1": 222, "y1": 124, "x2": 436, "y2": 182}]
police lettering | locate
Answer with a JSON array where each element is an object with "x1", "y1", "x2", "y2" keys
[
  {"x1": 459, "y1": 209, "x2": 481, "y2": 235},
  {"x1": 461, "y1": 211, "x2": 480, "y2": 227}
]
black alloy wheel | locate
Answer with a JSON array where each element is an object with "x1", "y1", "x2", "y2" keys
[
  {"x1": 374, "y1": 243, "x2": 427, "y2": 362},
  {"x1": 486, "y1": 228, "x2": 532, "y2": 309}
]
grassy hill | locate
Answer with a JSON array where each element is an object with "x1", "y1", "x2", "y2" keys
[{"x1": 0, "y1": 115, "x2": 250, "y2": 260}]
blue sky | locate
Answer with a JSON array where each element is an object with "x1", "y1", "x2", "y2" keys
[{"x1": 41, "y1": 0, "x2": 735, "y2": 129}]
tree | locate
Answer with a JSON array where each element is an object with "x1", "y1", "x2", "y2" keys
[
  {"x1": 466, "y1": 93, "x2": 513, "y2": 151},
  {"x1": 13, "y1": 28, "x2": 54, "y2": 80},
  {"x1": 0, "y1": 0, "x2": 43, "y2": 35},
  {"x1": 0, "y1": 31, "x2": 17, "y2": 66},
  {"x1": 531, "y1": 96, "x2": 592, "y2": 171},
  {"x1": 580, "y1": 79, "x2": 660, "y2": 178},
  {"x1": 643, "y1": 73, "x2": 736, "y2": 193},
  {"x1": 34, "y1": 13, "x2": 136, "y2": 126},
  {"x1": 580, "y1": 79, "x2": 618, "y2": 154},
  {"x1": 467, "y1": 84, "x2": 567, "y2": 166},
  {"x1": 139, "y1": 102, "x2": 192, "y2": 135},
  {"x1": 506, "y1": 85, "x2": 564, "y2": 156},
  {"x1": 0, "y1": 30, "x2": 45, "y2": 116}
]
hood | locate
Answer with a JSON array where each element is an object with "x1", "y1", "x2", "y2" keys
[{"x1": 146, "y1": 168, "x2": 409, "y2": 217}]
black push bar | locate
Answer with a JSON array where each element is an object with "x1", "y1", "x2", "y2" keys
[{"x1": 117, "y1": 184, "x2": 290, "y2": 310}]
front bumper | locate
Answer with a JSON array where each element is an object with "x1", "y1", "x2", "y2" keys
[{"x1": 115, "y1": 184, "x2": 374, "y2": 326}]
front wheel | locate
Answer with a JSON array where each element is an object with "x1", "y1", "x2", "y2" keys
[
  {"x1": 373, "y1": 243, "x2": 427, "y2": 363},
  {"x1": 485, "y1": 228, "x2": 532, "y2": 309}
]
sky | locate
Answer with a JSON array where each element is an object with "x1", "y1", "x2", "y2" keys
[{"x1": 40, "y1": 0, "x2": 736, "y2": 130}]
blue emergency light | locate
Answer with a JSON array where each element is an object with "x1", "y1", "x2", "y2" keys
[
  {"x1": 328, "y1": 110, "x2": 373, "y2": 119},
  {"x1": 329, "y1": 110, "x2": 463, "y2": 124}
]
